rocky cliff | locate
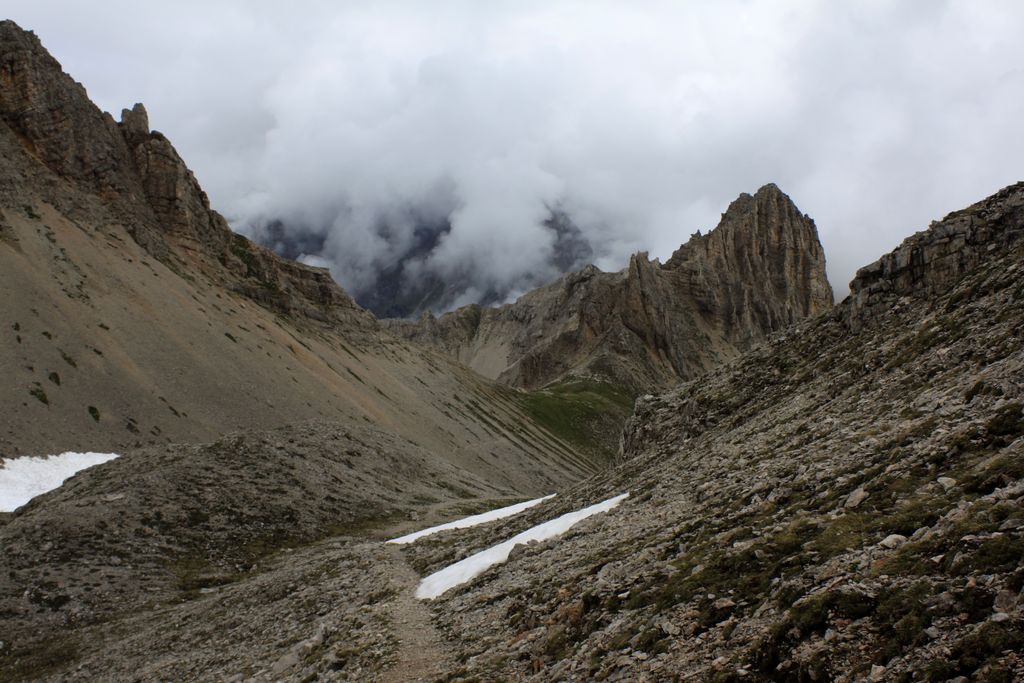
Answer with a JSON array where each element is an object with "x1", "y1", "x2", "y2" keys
[
  {"x1": 848, "y1": 181, "x2": 1024, "y2": 325},
  {"x1": 0, "y1": 21, "x2": 369, "y2": 329},
  {"x1": 389, "y1": 184, "x2": 834, "y2": 394},
  {"x1": 2, "y1": 17, "x2": 1022, "y2": 683}
]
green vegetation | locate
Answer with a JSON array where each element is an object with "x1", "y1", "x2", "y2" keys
[
  {"x1": 520, "y1": 379, "x2": 633, "y2": 459},
  {"x1": 986, "y1": 401, "x2": 1023, "y2": 438},
  {"x1": 751, "y1": 584, "x2": 939, "y2": 677},
  {"x1": 874, "y1": 581, "x2": 935, "y2": 658},
  {"x1": 924, "y1": 621, "x2": 1024, "y2": 681},
  {"x1": 1, "y1": 636, "x2": 78, "y2": 681},
  {"x1": 29, "y1": 386, "x2": 49, "y2": 405},
  {"x1": 87, "y1": 405, "x2": 100, "y2": 421}
]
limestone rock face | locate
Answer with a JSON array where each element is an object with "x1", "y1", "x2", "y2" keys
[
  {"x1": 389, "y1": 184, "x2": 834, "y2": 393},
  {"x1": 0, "y1": 22, "x2": 140, "y2": 196},
  {"x1": 0, "y1": 20, "x2": 370, "y2": 329},
  {"x1": 848, "y1": 181, "x2": 1024, "y2": 324},
  {"x1": 0, "y1": 18, "x2": 599, "y2": 491}
]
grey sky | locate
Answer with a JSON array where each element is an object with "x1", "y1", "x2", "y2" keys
[{"x1": 7, "y1": 1, "x2": 1024, "y2": 303}]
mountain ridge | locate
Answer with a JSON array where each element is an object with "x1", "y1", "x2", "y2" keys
[
  {"x1": 388, "y1": 182, "x2": 834, "y2": 394},
  {"x1": 404, "y1": 180, "x2": 1024, "y2": 681}
]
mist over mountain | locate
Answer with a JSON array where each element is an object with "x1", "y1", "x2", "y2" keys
[
  {"x1": 251, "y1": 207, "x2": 594, "y2": 317},
  {"x1": 8, "y1": 2, "x2": 1023, "y2": 316}
]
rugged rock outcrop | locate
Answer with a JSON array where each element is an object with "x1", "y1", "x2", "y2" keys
[
  {"x1": 2, "y1": 17, "x2": 1023, "y2": 683},
  {"x1": 390, "y1": 184, "x2": 834, "y2": 393},
  {"x1": 0, "y1": 29, "x2": 604, "y2": 680},
  {"x1": 404, "y1": 181, "x2": 1024, "y2": 682},
  {"x1": 0, "y1": 20, "x2": 369, "y2": 329},
  {"x1": 849, "y1": 181, "x2": 1024, "y2": 324}
]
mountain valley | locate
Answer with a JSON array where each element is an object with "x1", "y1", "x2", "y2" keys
[{"x1": 0, "y1": 19, "x2": 1022, "y2": 683}]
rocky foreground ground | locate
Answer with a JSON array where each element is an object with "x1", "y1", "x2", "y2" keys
[{"x1": 399, "y1": 184, "x2": 1024, "y2": 682}]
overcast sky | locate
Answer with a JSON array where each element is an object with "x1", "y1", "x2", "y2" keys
[{"x1": 8, "y1": 1, "x2": 1024, "y2": 304}]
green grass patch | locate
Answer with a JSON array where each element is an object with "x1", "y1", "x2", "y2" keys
[
  {"x1": 520, "y1": 379, "x2": 633, "y2": 460},
  {"x1": 28, "y1": 386, "x2": 48, "y2": 405},
  {"x1": 0, "y1": 635, "x2": 77, "y2": 681}
]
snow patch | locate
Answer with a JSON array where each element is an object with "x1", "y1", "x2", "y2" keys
[
  {"x1": 416, "y1": 492, "x2": 629, "y2": 600},
  {"x1": 387, "y1": 494, "x2": 556, "y2": 545},
  {"x1": 0, "y1": 452, "x2": 120, "y2": 512}
]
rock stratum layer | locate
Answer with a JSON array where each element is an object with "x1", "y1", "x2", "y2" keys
[
  {"x1": 0, "y1": 22, "x2": 365, "y2": 325},
  {"x1": 389, "y1": 184, "x2": 834, "y2": 393}
]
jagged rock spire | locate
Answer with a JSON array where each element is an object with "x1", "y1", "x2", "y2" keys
[{"x1": 390, "y1": 184, "x2": 835, "y2": 393}]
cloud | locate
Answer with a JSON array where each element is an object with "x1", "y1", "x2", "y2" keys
[{"x1": 9, "y1": 1, "x2": 1024, "y2": 311}]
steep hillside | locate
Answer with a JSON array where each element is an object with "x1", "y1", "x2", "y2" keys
[
  {"x1": 0, "y1": 20, "x2": 595, "y2": 492},
  {"x1": 388, "y1": 184, "x2": 834, "y2": 395},
  {"x1": 5, "y1": 180, "x2": 1017, "y2": 682},
  {"x1": 393, "y1": 182, "x2": 1024, "y2": 681}
]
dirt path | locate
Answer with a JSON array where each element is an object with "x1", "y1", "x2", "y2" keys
[{"x1": 380, "y1": 544, "x2": 453, "y2": 682}]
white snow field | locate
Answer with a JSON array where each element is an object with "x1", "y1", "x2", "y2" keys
[
  {"x1": 416, "y1": 492, "x2": 629, "y2": 600},
  {"x1": 0, "y1": 452, "x2": 119, "y2": 512},
  {"x1": 387, "y1": 494, "x2": 556, "y2": 545}
]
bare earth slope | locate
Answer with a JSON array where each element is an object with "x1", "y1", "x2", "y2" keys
[
  {"x1": 388, "y1": 184, "x2": 834, "y2": 394},
  {"x1": 0, "y1": 20, "x2": 595, "y2": 491},
  {"x1": 395, "y1": 182, "x2": 1024, "y2": 681}
]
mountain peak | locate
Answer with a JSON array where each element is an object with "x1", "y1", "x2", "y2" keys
[
  {"x1": 663, "y1": 185, "x2": 833, "y2": 319},
  {"x1": 390, "y1": 185, "x2": 834, "y2": 393},
  {"x1": 754, "y1": 181, "x2": 783, "y2": 196},
  {"x1": 0, "y1": 21, "x2": 373, "y2": 328},
  {"x1": 119, "y1": 102, "x2": 150, "y2": 141},
  {"x1": 0, "y1": 19, "x2": 38, "y2": 45}
]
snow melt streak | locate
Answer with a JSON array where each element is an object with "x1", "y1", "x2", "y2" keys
[
  {"x1": 388, "y1": 494, "x2": 556, "y2": 545},
  {"x1": 0, "y1": 452, "x2": 119, "y2": 512},
  {"x1": 416, "y1": 492, "x2": 629, "y2": 600}
]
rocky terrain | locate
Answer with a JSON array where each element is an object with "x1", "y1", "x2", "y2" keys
[
  {"x1": 3, "y1": 179, "x2": 1018, "y2": 683},
  {"x1": 400, "y1": 182, "x2": 1024, "y2": 681},
  {"x1": 388, "y1": 184, "x2": 833, "y2": 395},
  {"x1": 1, "y1": 17, "x2": 1022, "y2": 683}
]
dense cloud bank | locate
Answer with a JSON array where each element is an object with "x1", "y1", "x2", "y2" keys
[{"x1": 10, "y1": 1, "x2": 1024, "y2": 313}]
